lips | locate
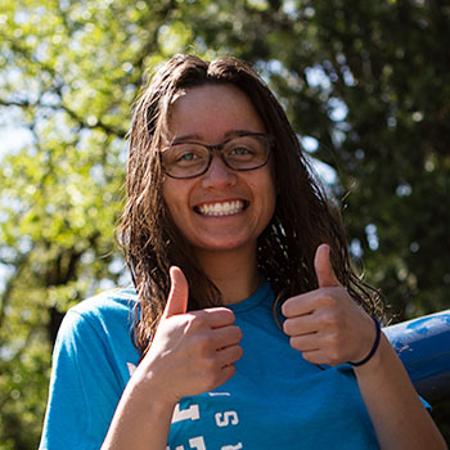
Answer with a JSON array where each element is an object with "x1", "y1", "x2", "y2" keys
[{"x1": 195, "y1": 200, "x2": 248, "y2": 217}]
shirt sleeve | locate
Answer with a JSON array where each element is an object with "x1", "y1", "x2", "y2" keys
[
  {"x1": 39, "y1": 309, "x2": 125, "y2": 450},
  {"x1": 420, "y1": 395, "x2": 432, "y2": 411}
]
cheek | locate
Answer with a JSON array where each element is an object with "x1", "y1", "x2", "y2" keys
[
  {"x1": 161, "y1": 180, "x2": 192, "y2": 223},
  {"x1": 161, "y1": 184, "x2": 179, "y2": 226},
  {"x1": 162, "y1": 180, "x2": 180, "y2": 208},
  {"x1": 254, "y1": 171, "x2": 277, "y2": 221}
]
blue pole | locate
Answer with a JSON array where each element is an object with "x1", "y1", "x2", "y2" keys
[{"x1": 384, "y1": 309, "x2": 450, "y2": 404}]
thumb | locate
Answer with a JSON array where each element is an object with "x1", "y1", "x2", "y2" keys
[
  {"x1": 163, "y1": 266, "x2": 189, "y2": 318},
  {"x1": 314, "y1": 244, "x2": 341, "y2": 288}
]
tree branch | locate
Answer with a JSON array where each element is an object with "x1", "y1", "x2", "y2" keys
[{"x1": 0, "y1": 96, "x2": 127, "y2": 139}]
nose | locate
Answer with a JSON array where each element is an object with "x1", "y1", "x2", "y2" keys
[{"x1": 200, "y1": 153, "x2": 237, "y2": 189}]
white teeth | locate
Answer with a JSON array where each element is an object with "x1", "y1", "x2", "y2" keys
[{"x1": 198, "y1": 201, "x2": 245, "y2": 217}]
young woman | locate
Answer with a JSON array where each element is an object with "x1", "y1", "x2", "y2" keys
[{"x1": 40, "y1": 54, "x2": 446, "y2": 449}]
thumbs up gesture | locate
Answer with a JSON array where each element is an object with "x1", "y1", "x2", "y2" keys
[
  {"x1": 138, "y1": 267, "x2": 243, "y2": 405},
  {"x1": 162, "y1": 266, "x2": 190, "y2": 318},
  {"x1": 282, "y1": 244, "x2": 376, "y2": 366}
]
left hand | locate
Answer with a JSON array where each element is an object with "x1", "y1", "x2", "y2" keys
[{"x1": 282, "y1": 244, "x2": 377, "y2": 366}]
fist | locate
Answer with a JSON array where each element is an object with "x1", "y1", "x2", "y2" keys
[
  {"x1": 282, "y1": 244, "x2": 376, "y2": 366},
  {"x1": 138, "y1": 267, "x2": 243, "y2": 404}
]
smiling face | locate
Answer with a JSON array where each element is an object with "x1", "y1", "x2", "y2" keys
[{"x1": 161, "y1": 83, "x2": 276, "y2": 259}]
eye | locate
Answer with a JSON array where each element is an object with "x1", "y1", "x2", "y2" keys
[
  {"x1": 169, "y1": 145, "x2": 207, "y2": 167},
  {"x1": 227, "y1": 143, "x2": 256, "y2": 162},
  {"x1": 177, "y1": 152, "x2": 198, "y2": 162},
  {"x1": 231, "y1": 146, "x2": 253, "y2": 156}
]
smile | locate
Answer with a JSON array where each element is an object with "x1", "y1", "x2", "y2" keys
[{"x1": 195, "y1": 200, "x2": 247, "y2": 217}]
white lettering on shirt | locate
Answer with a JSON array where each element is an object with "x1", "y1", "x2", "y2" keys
[
  {"x1": 221, "y1": 444, "x2": 243, "y2": 450},
  {"x1": 208, "y1": 392, "x2": 231, "y2": 397},
  {"x1": 189, "y1": 436, "x2": 206, "y2": 450},
  {"x1": 215, "y1": 411, "x2": 239, "y2": 427},
  {"x1": 172, "y1": 403, "x2": 200, "y2": 423}
]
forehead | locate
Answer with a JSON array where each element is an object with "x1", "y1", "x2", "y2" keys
[{"x1": 167, "y1": 84, "x2": 266, "y2": 140}]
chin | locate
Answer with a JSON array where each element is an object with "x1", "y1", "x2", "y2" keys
[{"x1": 193, "y1": 238, "x2": 255, "y2": 254}]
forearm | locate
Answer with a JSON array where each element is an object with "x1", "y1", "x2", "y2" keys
[
  {"x1": 354, "y1": 333, "x2": 447, "y2": 450},
  {"x1": 101, "y1": 371, "x2": 176, "y2": 450},
  {"x1": 101, "y1": 305, "x2": 241, "y2": 449}
]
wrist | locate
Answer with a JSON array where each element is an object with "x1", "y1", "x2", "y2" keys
[
  {"x1": 128, "y1": 361, "x2": 179, "y2": 413},
  {"x1": 349, "y1": 316, "x2": 381, "y2": 367},
  {"x1": 102, "y1": 362, "x2": 177, "y2": 450},
  {"x1": 352, "y1": 332, "x2": 390, "y2": 375}
]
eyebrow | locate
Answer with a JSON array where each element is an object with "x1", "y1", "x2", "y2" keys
[{"x1": 172, "y1": 129, "x2": 260, "y2": 144}]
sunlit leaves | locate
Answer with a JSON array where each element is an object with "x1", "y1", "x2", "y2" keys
[{"x1": 1, "y1": 0, "x2": 450, "y2": 447}]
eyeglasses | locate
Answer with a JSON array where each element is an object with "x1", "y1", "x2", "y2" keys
[{"x1": 160, "y1": 132, "x2": 273, "y2": 179}]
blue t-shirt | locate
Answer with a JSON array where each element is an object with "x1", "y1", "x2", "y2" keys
[{"x1": 40, "y1": 280, "x2": 379, "y2": 449}]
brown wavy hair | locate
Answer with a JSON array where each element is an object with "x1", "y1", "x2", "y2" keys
[{"x1": 118, "y1": 54, "x2": 384, "y2": 355}]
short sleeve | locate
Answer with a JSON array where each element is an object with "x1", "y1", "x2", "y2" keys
[
  {"x1": 420, "y1": 395, "x2": 432, "y2": 411},
  {"x1": 39, "y1": 309, "x2": 126, "y2": 450}
]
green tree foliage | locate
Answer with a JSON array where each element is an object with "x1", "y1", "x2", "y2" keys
[{"x1": 0, "y1": 0, "x2": 448, "y2": 447}]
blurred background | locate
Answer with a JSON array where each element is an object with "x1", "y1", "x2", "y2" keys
[{"x1": 0, "y1": 0, "x2": 449, "y2": 448}]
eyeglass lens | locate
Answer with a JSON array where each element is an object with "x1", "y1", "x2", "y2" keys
[{"x1": 161, "y1": 134, "x2": 271, "y2": 179}]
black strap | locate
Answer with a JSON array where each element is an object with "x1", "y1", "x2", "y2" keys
[{"x1": 350, "y1": 317, "x2": 381, "y2": 367}]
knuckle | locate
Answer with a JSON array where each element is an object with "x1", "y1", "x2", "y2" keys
[
  {"x1": 282, "y1": 319, "x2": 292, "y2": 335},
  {"x1": 233, "y1": 345, "x2": 244, "y2": 361},
  {"x1": 321, "y1": 295, "x2": 337, "y2": 308},
  {"x1": 281, "y1": 299, "x2": 294, "y2": 317},
  {"x1": 212, "y1": 308, "x2": 235, "y2": 324},
  {"x1": 185, "y1": 316, "x2": 200, "y2": 332},
  {"x1": 321, "y1": 311, "x2": 338, "y2": 329},
  {"x1": 203, "y1": 357, "x2": 217, "y2": 372},
  {"x1": 226, "y1": 309, "x2": 236, "y2": 323},
  {"x1": 187, "y1": 312, "x2": 208, "y2": 331},
  {"x1": 231, "y1": 325, "x2": 243, "y2": 342},
  {"x1": 226, "y1": 364, "x2": 237, "y2": 378},
  {"x1": 192, "y1": 335, "x2": 213, "y2": 356},
  {"x1": 290, "y1": 336, "x2": 300, "y2": 351}
]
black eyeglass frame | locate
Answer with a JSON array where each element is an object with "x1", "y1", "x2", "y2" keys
[{"x1": 160, "y1": 132, "x2": 274, "y2": 180}]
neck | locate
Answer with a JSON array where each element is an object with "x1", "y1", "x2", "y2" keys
[{"x1": 195, "y1": 247, "x2": 261, "y2": 305}]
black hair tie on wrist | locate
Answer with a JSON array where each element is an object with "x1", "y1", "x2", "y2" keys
[{"x1": 350, "y1": 317, "x2": 381, "y2": 367}]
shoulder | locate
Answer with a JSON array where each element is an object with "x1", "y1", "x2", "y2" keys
[
  {"x1": 41, "y1": 289, "x2": 141, "y2": 450},
  {"x1": 57, "y1": 286, "x2": 139, "y2": 349},
  {"x1": 69, "y1": 286, "x2": 138, "y2": 320}
]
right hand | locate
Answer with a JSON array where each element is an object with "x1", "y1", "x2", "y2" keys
[{"x1": 136, "y1": 266, "x2": 243, "y2": 406}]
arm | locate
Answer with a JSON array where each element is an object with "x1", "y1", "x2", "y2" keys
[
  {"x1": 39, "y1": 304, "x2": 136, "y2": 450},
  {"x1": 282, "y1": 244, "x2": 446, "y2": 450},
  {"x1": 100, "y1": 369, "x2": 176, "y2": 450},
  {"x1": 102, "y1": 267, "x2": 243, "y2": 450},
  {"x1": 354, "y1": 333, "x2": 446, "y2": 449}
]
